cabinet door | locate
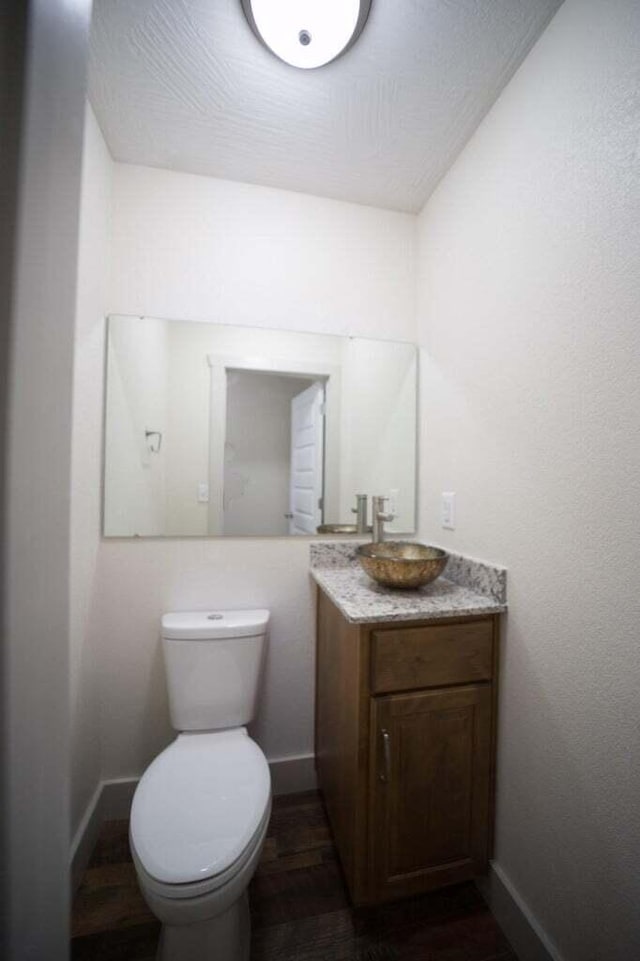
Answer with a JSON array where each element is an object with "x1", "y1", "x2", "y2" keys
[{"x1": 370, "y1": 685, "x2": 492, "y2": 900}]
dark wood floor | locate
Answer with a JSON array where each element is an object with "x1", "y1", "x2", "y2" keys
[{"x1": 72, "y1": 790, "x2": 518, "y2": 961}]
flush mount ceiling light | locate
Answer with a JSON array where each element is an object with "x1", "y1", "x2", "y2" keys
[{"x1": 241, "y1": 0, "x2": 372, "y2": 70}]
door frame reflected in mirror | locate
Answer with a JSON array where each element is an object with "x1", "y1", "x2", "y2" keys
[{"x1": 207, "y1": 352, "x2": 340, "y2": 535}]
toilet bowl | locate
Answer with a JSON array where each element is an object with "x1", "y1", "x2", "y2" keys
[{"x1": 130, "y1": 610, "x2": 271, "y2": 961}]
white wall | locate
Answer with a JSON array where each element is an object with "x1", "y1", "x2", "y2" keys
[
  {"x1": 111, "y1": 164, "x2": 416, "y2": 336},
  {"x1": 96, "y1": 538, "x2": 321, "y2": 778},
  {"x1": 416, "y1": 1, "x2": 640, "y2": 957},
  {"x1": 94, "y1": 167, "x2": 415, "y2": 778},
  {"x1": 2, "y1": 0, "x2": 92, "y2": 955},
  {"x1": 70, "y1": 104, "x2": 113, "y2": 839}
]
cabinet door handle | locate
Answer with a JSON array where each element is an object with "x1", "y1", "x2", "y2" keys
[{"x1": 379, "y1": 728, "x2": 391, "y2": 783}]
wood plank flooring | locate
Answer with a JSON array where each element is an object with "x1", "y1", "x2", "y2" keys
[{"x1": 71, "y1": 790, "x2": 518, "y2": 961}]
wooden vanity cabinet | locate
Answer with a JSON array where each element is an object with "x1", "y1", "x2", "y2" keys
[{"x1": 315, "y1": 588, "x2": 500, "y2": 905}]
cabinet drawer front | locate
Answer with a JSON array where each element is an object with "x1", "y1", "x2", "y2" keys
[{"x1": 371, "y1": 619, "x2": 493, "y2": 693}]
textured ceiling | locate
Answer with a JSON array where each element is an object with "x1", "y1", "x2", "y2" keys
[{"x1": 89, "y1": 0, "x2": 563, "y2": 213}]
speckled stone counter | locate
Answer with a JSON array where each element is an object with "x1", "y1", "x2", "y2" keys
[{"x1": 310, "y1": 541, "x2": 507, "y2": 624}]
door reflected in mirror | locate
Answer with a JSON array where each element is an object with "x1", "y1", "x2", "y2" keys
[{"x1": 103, "y1": 315, "x2": 417, "y2": 538}]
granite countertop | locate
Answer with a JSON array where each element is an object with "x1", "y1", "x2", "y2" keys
[{"x1": 310, "y1": 542, "x2": 507, "y2": 625}]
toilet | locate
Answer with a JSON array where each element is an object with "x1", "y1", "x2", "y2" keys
[{"x1": 130, "y1": 609, "x2": 272, "y2": 961}]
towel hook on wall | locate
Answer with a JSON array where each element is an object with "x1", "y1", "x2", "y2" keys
[{"x1": 144, "y1": 430, "x2": 162, "y2": 454}]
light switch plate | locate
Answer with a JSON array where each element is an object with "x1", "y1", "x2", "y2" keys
[{"x1": 441, "y1": 491, "x2": 456, "y2": 530}]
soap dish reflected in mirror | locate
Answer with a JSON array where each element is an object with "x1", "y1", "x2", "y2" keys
[{"x1": 317, "y1": 523, "x2": 373, "y2": 535}]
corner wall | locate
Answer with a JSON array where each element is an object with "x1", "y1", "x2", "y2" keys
[
  {"x1": 70, "y1": 103, "x2": 113, "y2": 841},
  {"x1": 415, "y1": 1, "x2": 640, "y2": 957},
  {"x1": 2, "y1": 0, "x2": 92, "y2": 954}
]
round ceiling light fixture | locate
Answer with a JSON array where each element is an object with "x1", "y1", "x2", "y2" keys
[{"x1": 241, "y1": 0, "x2": 372, "y2": 70}]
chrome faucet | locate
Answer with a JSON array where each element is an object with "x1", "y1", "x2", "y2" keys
[
  {"x1": 351, "y1": 494, "x2": 368, "y2": 534},
  {"x1": 372, "y1": 495, "x2": 394, "y2": 542}
]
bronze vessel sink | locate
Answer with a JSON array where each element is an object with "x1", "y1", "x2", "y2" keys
[{"x1": 357, "y1": 541, "x2": 448, "y2": 590}]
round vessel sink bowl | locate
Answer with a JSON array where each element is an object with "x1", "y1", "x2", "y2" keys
[{"x1": 357, "y1": 542, "x2": 448, "y2": 590}]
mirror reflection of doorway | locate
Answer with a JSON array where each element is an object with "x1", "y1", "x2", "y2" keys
[
  {"x1": 223, "y1": 370, "x2": 325, "y2": 536},
  {"x1": 288, "y1": 381, "x2": 325, "y2": 535}
]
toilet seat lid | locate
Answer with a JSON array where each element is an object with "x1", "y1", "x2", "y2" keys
[{"x1": 130, "y1": 730, "x2": 271, "y2": 885}]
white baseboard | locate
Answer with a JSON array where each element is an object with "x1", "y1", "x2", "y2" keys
[
  {"x1": 70, "y1": 781, "x2": 104, "y2": 892},
  {"x1": 477, "y1": 862, "x2": 565, "y2": 961},
  {"x1": 70, "y1": 776, "x2": 139, "y2": 891},
  {"x1": 268, "y1": 753, "x2": 317, "y2": 796},
  {"x1": 99, "y1": 776, "x2": 139, "y2": 820},
  {"x1": 71, "y1": 753, "x2": 317, "y2": 890}
]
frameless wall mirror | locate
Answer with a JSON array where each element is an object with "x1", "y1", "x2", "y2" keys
[{"x1": 103, "y1": 315, "x2": 417, "y2": 538}]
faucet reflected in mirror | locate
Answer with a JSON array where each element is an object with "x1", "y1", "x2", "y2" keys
[
  {"x1": 316, "y1": 493, "x2": 373, "y2": 536},
  {"x1": 352, "y1": 494, "x2": 368, "y2": 534}
]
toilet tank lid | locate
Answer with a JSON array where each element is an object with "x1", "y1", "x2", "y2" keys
[{"x1": 162, "y1": 609, "x2": 270, "y2": 640}]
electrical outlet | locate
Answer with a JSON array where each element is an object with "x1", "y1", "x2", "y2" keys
[
  {"x1": 389, "y1": 488, "x2": 399, "y2": 516},
  {"x1": 197, "y1": 482, "x2": 209, "y2": 504},
  {"x1": 441, "y1": 491, "x2": 456, "y2": 530}
]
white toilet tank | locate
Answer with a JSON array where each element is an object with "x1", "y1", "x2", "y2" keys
[{"x1": 161, "y1": 610, "x2": 269, "y2": 731}]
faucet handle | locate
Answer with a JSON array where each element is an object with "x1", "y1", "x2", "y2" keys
[
  {"x1": 371, "y1": 496, "x2": 394, "y2": 542},
  {"x1": 351, "y1": 493, "x2": 367, "y2": 514},
  {"x1": 372, "y1": 495, "x2": 393, "y2": 517}
]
